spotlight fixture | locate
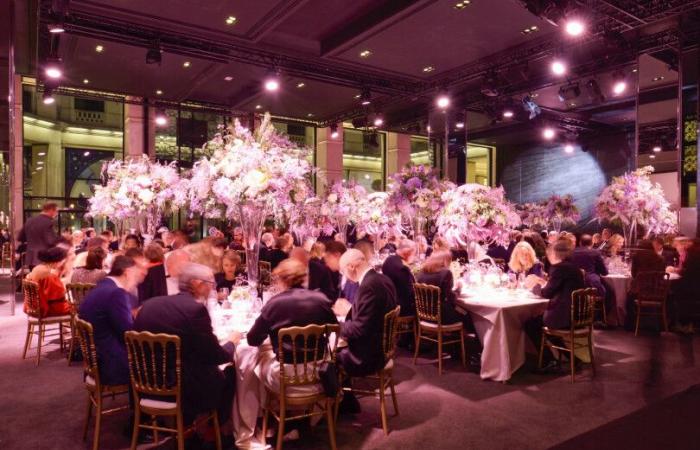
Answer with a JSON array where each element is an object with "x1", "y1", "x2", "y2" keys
[
  {"x1": 373, "y1": 116, "x2": 384, "y2": 127},
  {"x1": 480, "y1": 71, "x2": 500, "y2": 97},
  {"x1": 42, "y1": 90, "x2": 55, "y2": 105},
  {"x1": 551, "y1": 59, "x2": 566, "y2": 76},
  {"x1": 154, "y1": 109, "x2": 168, "y2": 127},
  {"x1": 436, "y1": 94, "x2": 450, "y2": 109},
  {"x1": 564, "y1": 143, "x2": 575, "y2": 154},
  {"x1": 225, "y1": 16, "x2": 237, "y2": 25},
  {"x1": 453, "y1": 1, "x2": 471, "y2": 10},
  {"x1": 83, "y1": 151, "x2": 91, "y2": 157},
  {"x1": 522, "y1": 95, "x2": 541, "y2": 119},
  {"x1": 48, "y1": 15, "x2": 65, "y2": 34},
  {"x1": 146, "y1": 40, "x2": 162, "y2": 65},
  {"x1": 558, "y1": 82, "x2": 581, "y2": 102},
  {"x1": 155, "y1": 89, "x2": 163, "y2": 95},
  {"x1": 360, "y1": 88, "x2": 372, "y2": 106},
  {"x1": 359, "y1": 49, "x2": 372, "y2": 58},
  {"x1": 653, "y1": 145, "x2": 662, "y2": 153},
  {"x1": 422, "y1": 66, "x2": 435, "y2": 73},
  {"x1": 264, "y1": 70, "x2": 280, "y2": 92},
  {"x1": 502, "y1": 109, "x2": 514, "y2": 119},
  {"x1": 521, "y1": 25, "x2": 539, "y2": 35},
  {"x1": 224, "y1": 76, "x2": 233, "y2": 81},
  {"x1": 564, "y1": 18, "x2": 585, "y2": 36},
  {"x1": 330, "y1": 123, "x2": 339, "y2": 139},
  {"x1": 456, "y1": 122, "x2": 465, "y2": 129},
  {"x1": 296, "y1": 82, "x2": 305, "y2": 88},
  {"x1": 83, "y1": 78, "x2": 89, "y2": 84},
  {"x1": 183, "y1": 61, "x2": 191, "y2": 68},
  {"x1": 255, "y1": 104, "x2": 262, "y2": 110},
  {"x1": 95, "y1": 45, "x2": 104, "y2": 53},
  {"x1": 649, "y1": 154, "x2": 656, "y2": 159},
  {"x1": 651, "y1": 76, "x2": 665, "y2": 82},
  {"x1": 44, "y1": 59, "x2": 63, "y2": 79},
  {"x1": 542, "y1": 127, "x2": 556, "y2": 140}
]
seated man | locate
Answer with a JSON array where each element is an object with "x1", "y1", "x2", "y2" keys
[
  {"x1": 134, "y1": 263, "x2": 239, "y2": 426},
  {"x1": 381, "y1": 240, "x2": 416, "y2": 318},
  {"x1": 524, "y1": 239, "x2": 584, "y2": 372},
  {"x1": 78, "y1": 255, "x2": 147, "y2": 386},
  {"x1": 308, "y1": 240, "x2": 346, "y2": 302},
  {"x1": 569, "y1": 234, "x2": 608, "y2": 299}
]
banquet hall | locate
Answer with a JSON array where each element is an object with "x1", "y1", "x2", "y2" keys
[{"x1": 1, "y1": 1, "x2": 700, "y2": 449}]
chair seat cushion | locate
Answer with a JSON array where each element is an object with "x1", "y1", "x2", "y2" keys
[
  {"x1": 140, "y1": 398, "x2": 177, "y2": 410},
  {"x1": 543, "y1": 327, "x2": 591, "y2": 336},
  {"x1": 28, "y1": 314, "x2": 72, "y2": 324},
  {"x1": 419, "y1": 320, "x2": 463, "y2": 331},
  {"x1": 85, "y1": 375, "x2": 96, "y2": 387}
]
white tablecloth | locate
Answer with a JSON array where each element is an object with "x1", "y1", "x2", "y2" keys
[
  {"x1": 456, "y1": 288, "x2": 548, "y2": 382},
  {"x1": 602, "y1": 274, "x2": 631, "y2": 326}
]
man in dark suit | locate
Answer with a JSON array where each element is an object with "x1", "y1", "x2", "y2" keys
[
  {"x1": 525, "y1": 239, "x2": 585, "y2": 371},
  {"x1": 335, "y1": 249, "x2": 397, "y2": 377},
  {"x1": 651, "y1": 236, "x2": 676, "y2": 267},
  {"x1": 17, "y1": 202, "x2": 59, "y2": 268},
  {"x1": 597, "y1": 228, "x2": 612, "y2": 252},
  {"x1": 381, "y1": 240, "x2": 416, "y2": 317},
  {"x1": 134, "y1": 262, "x2": 239, "y2": 425},
  {"x1": 570, "y1": 234, "x2": 608, "y2": 301},
  {"x1": 308, "y1": 240, "x2": 346, "y2": 302},
  {"x1": 78, "y1": 255, "x2": 147, "y2": 386}
]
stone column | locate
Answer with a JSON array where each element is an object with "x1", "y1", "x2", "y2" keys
[
  {"x1": 315, "y1": 126, "x2": 344, "y2": 194},
  {"x1": 123, "y1": 98, "x2": 148, "y2": 158},
  {"x1": 386, "y1": 132, "x2": 411, "y2": 176}
]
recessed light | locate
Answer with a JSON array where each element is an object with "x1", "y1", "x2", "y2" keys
[
  {"x1": 521, "y1": 25, "x2": 539, "y2": 34},
  {"x1": 652, "y1": 76, "x2": 665, "y2": 82},
  {"x1": 224, "y1": 76, "x2": 233, "y2": 81},
  {"x1": 453, "y1": 1, "x2": 471, "y2": 10},
  {"x1": 183, "y1": 61, "x2": 191, "y2": 68},
  {"x1": 359, "y1": 49, "x2": 372, "y2": 58},
  {"x1": 83, "y1": 151, "x2": 90, "y2": 156},
  {"x1": 95, "y1": 45, "x2": 104, "y2": 53},
  {"x1": 307, "y1": 113, "x2": 314, "y2": 117},
  {"x1": 632, "y1": 68, "x2": 638, "y2": 73},
  {"x1": 354, "y1": 94, "x2": 361, "y2": 99},
  {"x1": 225, "y1": 16, "x2": 237, "y2": 25},
  {"x1": 649, "y1": 154, "x2": 656, "y2": 159},
  {"x1": 38, "y1": 152, "x2": 46, "y2": 156},
  {"x1": 564, "y1": 19, "x2": 585, "y2": 37},
  {"x1": 83, "y1": 78, "x2": 89, "y2": 84},
  {"x1": 255, "y1": 104, "x2": 262, "y2": 109},
  {"x1": 156, "y1": 89, "x2": 163, "y2": 95},
  {"x1": 422, "y1": 66, "x2": 435, "y2": 73},
  {"x1": 653, "y1": 146, "x2": 662, "y2": 152},
  {"x1": 296, "y1": 82, "x2": 305, "y2": 88}
]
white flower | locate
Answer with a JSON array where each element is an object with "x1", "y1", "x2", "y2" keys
[
  {"x1": 138, "y1": 189, "x2": 155, "y2": 204},
  {"x1": 243, "y1": 169, "x2": 269, "y2": 191},
  {"x1": 327, "y1": 193, "x2": 338, "y2": 203}
]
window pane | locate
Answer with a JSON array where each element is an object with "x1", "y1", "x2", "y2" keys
[{"x1": 343, "y1": 128, "x2": 385, "y2": 192}]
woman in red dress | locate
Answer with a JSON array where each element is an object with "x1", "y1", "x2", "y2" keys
[{"x1": 25, "y1": 247, "x2": 71, "y2": 317}]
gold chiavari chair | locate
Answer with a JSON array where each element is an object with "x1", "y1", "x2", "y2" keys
[
  {"x1": 581, "y1": 269, "x2": 607, "y2": 324},
  {"x1": 258, "y1": 260, "x2": 272, "y2": 297},
  {"x1": 538, "y1": 288, "x2": 597, "y2": 383},
  {"x1": 66, "y1": 283, "x2": 96, "y2": 366},
  {"x1": 633, "y1": 271, "x2": 671, "y2": 336},
  {"x1": 125, "y1": 331, "x2": 222, "y2": 450},
  {"x1": 75, "y1": 318, "x2": 129, "y2": 450},
  {"x1": 412, "y1": 283, "x2": 466, "y2": 375},
  {"x1": 340, "y1": 306, "x2": 401, "y2": 435},
  {"x1": 261, "y1": 324, "x2": 339, "y2": 450},
  {"x1": 0, "y1": 241, "x2": 11, "y2": 272},
  {"x1": 21, "y1": 279, "x2": 72, "y2": 366}
]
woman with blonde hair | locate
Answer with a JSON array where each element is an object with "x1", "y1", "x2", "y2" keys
[
  {"x1": 606, "y1": 233, "x2": 625, "y2": 257},
  {"x1": 508, "y1": 241, "x2": 544, "y2": 277}
]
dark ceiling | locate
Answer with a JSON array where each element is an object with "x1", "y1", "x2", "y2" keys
[{"x1": 30, "y1": 0, "x2": 700, "y2": 135}]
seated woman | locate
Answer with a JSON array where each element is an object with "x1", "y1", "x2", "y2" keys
[
  {"x1": 70, "y1": 247, "x2": 108, "y2": 284},
  {"x1": 508, "y1": 241, "x2": 544, "y2": 278},
  {"x1": 605, "y1": 233, "x2": 625, "y2": 258},
  {"x1": 214, "y1": 250, "x2": 242, "y2": 293},
  {"x1": 416, "y1": 251, "x2": 465, "y2": 325},
  {"x1": 136, "y1": 243, "x2": 168, "y2": 305},
  {"x1": 25, "y1": 247, "x2": 72, "y2": 317}
]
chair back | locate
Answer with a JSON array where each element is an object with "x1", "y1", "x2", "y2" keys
[
  {"x1": 74, "y1": 318, "x2": 101, "y2": 386},
  {"x1": 277, "y1": 324, "x2": 339, "y2": 391},
  {"x1": 634, "y1": 271, "x2": 670, "y2": 302},
  {"x1": 414, "y1": 283, "x2": 442, "y2": 324},
  {"x1": 570, "y1": 288, "x2": 596, "y2": 329},
  {"x1": 125, "y1": 331, "x2": 181, "y2": 400},
  {"x1": 66, "y1": 283, "x2": 95, "y2": 314},
  {"x1": 382, "y1": 306, "x2": 401, "y2": 362},
  {"x1": 259, "y1": 261, "x2": 272, "y2": 286},
  {"x1": 22, "y1": 279, "x2": 41, "y2": 318}
]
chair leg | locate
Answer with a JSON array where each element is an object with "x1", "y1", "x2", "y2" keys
[
  {"x1": 92, "y1": 396, "x2": 102, "y2": 450},
  {"x1": 412, "y1": 319, "x2": 419, "y2": 351},
  {"x1": 588, "y1": 333, "x2": 596, "y2": 377},
  {"x1": 130, "y1": 404, "x2": 140, "y2": 450},
  {"x1": 388, "y1": 376, "x2": 399, "y2": 416},
  {"x1": 459, "y1": 329, "x2": 467, "y2": 368},
  {"x1": 83, "y1": 395, "x2": 93, "y2": 441},
  {"x1": 412, "y1": 327, "x2": 421, "y2": 365},
  {"x1": 212, "y1": 411, "x2": 222, "y2": 450},
  {"x1": 276, "y1": 405, "x2": 286, "y2": 450},
  {"x1": 36, "y1": 323, "x2": 45, "y2": 366},
  {"x1": 537, "y1": 333, "x2": 545, "y2": 369},
  {"x1": 67, "y1": 323, "x2": 75, "y2": 366},
  {"x1": 635, "y1": 304, "x2": 641, "y2": 336},
  {"x1": 22, "y1": 322, "x2": 33, "y2": 359},
  {"x1": 437, "y1": 332, "x2": 443, "y2": 375},
  {"x1": 261, "y1": 406, "x2": 269, "y2": 445},
  {"x1": 378, "y1": 372, "x2": 389, "y2": 435},
  {"x1": 326, "y1": 399, "x2": 337, "y2": 450},
  {"x1": 177, "y1": 412, "x2": 185, "y2": 450},
  {"x1": 569, "y1": 348, "x2": 575, "y2": 383},
  {"x1": 59, "y1": 322, "x2": 65, "y2": 353}
]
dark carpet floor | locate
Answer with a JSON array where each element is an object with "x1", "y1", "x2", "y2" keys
[{"x1": 1, "y1": 280, "x2": 699, "y2": 450}]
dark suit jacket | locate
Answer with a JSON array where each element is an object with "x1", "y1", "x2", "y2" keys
[
  {"x1": 416, "y1": 269, "x2": 462, "y2": 324},
  {"x1": 534, "y1": 261, "x2": 585, "y2": 329},
  {"x1": 266, "y1": 249, "x2": 288, "y2": 270},
  {"x1": 308, "y1": 258, "x2": 340, "y2": 302},
  {"x1": 382, "y1": 255, "x2": 416, "y2": 316},
  {"x1": 133, "y1": 293, "x2": 234, "y2": 420},
  {"x1": 247, "y1": 288, "x2": 338, "y2": 362},
  {"x1": 137, "y1": 263, "x2": 168, "y2": 305},
  {"x1": 570, "y1": 248, "x2": 608, "y2": 276},
  {"x1": 78, "y1": 278, "x2": 134, "y2": 385},
  {"x1": 339, "y1": 270, "x2": 397, "y2": 376},
  {"x1": 18, "y1": 213, "x2": 58, "y2": 267},
  {"x1": 631, "y1": 250, "x2": 665, "y2": 279}
]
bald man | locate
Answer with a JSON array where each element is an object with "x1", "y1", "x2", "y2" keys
[{"x1": 164, "y1": 249, "x2": 190, "y2": 295}]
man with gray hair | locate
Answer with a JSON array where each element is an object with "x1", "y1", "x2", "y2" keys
[
  {"x1": 134, "y1": 262, "x2": 240, "y2": 437},
  {"x1": 164, "y1": 248, "x2": 190, "y2": 295}
]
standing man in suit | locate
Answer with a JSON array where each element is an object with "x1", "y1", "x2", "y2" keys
[
  {"x1": 18, "y1": 202, "x2": 59, "y2": 268},
  {"x1": 381, "y1": 240, "x2": 416, "y2": 318},
  {"x1": 525, "y1": 240, "x2": 585, "y2": 372},
  {"x1": 78, "y1": 255, "x2": 147, "y2": 386},
  {"x1": 134, "y1": 263, "x2": 239, "y2": 426}
]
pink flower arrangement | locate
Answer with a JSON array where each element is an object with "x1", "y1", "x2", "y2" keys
[
  {"x1": 544, "y1": 194, "x2": 580, "y2": 230},
  {"x1": 386, "y1": 164, "x2": 450, "y2": 219},
  {"x1": 437, "y1": 184, "x2": 521, "y2": 247},
  {"x1": 594, "y1": 166, "x2": 677, "y2": 237},
  {"x1": 355, "y1": 192, "x2": 402, "y2": 237},
  {"x1": 517, "y1": 202, "x2": 548, "y2": 230}
]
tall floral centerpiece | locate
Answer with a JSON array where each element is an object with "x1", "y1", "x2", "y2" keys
[
  {"x1": 517, "y1": 202, "x2": 547, "y2": 230},
  {"x1": 288, "y1": 196, "x2": 322, "y2": 246},
  {"x1": 187, "y1": 113, "x2": 313, "y2": 285},
  {"x1": 437, "y1": 184, "x2": 521, "y2": 253},
  {"x1": 87, "y1": 155, "x2": 185, "y2": 239},
  {"x1": 543, "y1": 194, "x2": 580, "y2": 232},
  {"x1": 319, "y1": 180, "x2": 367, "y2": 243},
  {"x1": 356, "y1": 192, "x2": 402, "y2": 254},
  {"x1": 386, "y1": 164, "x2": 448, "y2": 238},
  {"x1": 594, "y1": 166, "x2": 677, "y2": 245}
]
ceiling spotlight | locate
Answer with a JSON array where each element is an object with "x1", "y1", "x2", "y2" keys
[
  {"x1": 360, "y1": 88, "x2": 372, "y2": 106},
  {"x1": 42, "y1": 89, "x2": 55, "y2": 105},
  {"x1": 651, "y1": 75, "x2": 665, "y2": 82},
  {"x1": 48, "y1": 19, "x2": 65, "y2": 34},
  {"x1": 373, "y1": 116, "x2": 384, "y2": 127},
  {"x1": 155, "y1": 89, "x2": 163, "y2": 95},
  {"x1": 436, "y1": 94, "x2": 450, "y2": 109},
  {"x1": 453, "y1": 1, "x2": 471, "y2": 10},
  {"x1": 564, "y1": 19, "x2": 585, "y2": 36},
  {"x1": 44, "y1": 59, "x2": 63, "y2": 79},
  {"x1": 95, "y1": 45, "x2": 104, "y2": 53},
  {"x1": 330, "y1": 123, "x2": 339, "y2": 139},
  {"x1": 502, "y1": 109, "x2": 514, "y2": 119},
  {"x1": 296, "y1": 82, "x2": 305, "y2": 88},
  {"x1": 564, "y1": 144, "x2": 575, "y2": 153},
  {"x1": 612, "y1": 71, "x2": 627, "y2": 95},
  {"x1": 255, "y1": 104, "x2": 262, "y2": 110},
  {"x1": 359, "y1": 49, "x2": 372, "y2": 58},
  {"x1": 225, "y1": 16, "x2": 237, "y2": 25},
  {"x1": 183, "y1": 61, "x2": 191, "y2": 68},
  {"x1": 522, "y1": 95, "x2": 541, "y2": 119},
  {"x1": 154, "y1": 110, "x2": 168, "y2": 126},
  {"x1": 551, "y1": 60, "x2": 567, "y2": 76},
  {"x1": 422, "y1": 66, "x2": 435, "y2": 73},
  {"x1": 456, "y1": 122, "x2": 465, "y2": 129},
  {"x1": 542, "y1": 127, "x2": 556, "y2": 140},
  {"x1": 83, "y1": 78, "x2": 89, "y2": 84},
  {"x1": 558, "y1": 82, "x2": 581, "y2": 102},
  {"x1": 653, "y1": 145, "x2": 662, "y2": 153},
  {"x1": 264, "y1": 71, "x2": 280, "y2": 92},
  {"x1": 146, "y1": 40, "x2": 162, "y2": 65},
  {"x1": 224, "y1": 76, "x2": 233, "y2": 81}
]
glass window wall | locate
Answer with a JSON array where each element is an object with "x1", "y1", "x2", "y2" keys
[{"x1": 342, "y1": 127, "x2": 385, "y2": 192}]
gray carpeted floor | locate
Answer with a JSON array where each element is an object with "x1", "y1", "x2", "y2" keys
[{"x1": 1, "y1": 283, "x2": 699, "y2": 450}]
